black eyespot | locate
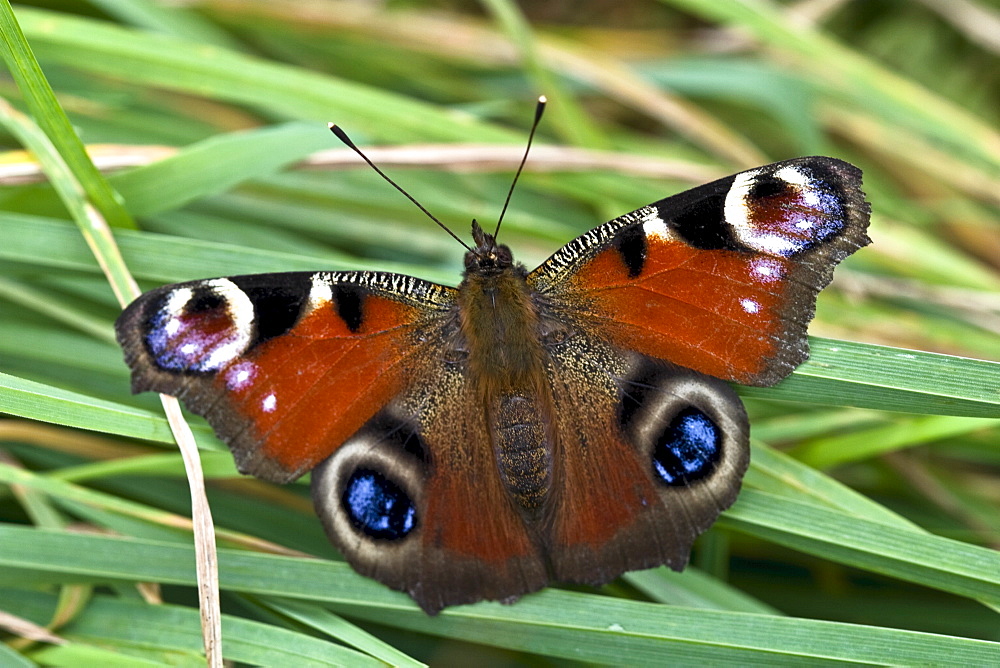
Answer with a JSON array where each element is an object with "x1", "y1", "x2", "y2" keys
[
  {"x1": 188, "y1": 291, "x2": 224, "y2": 312},
  {"x1": 748, "y1": 174, "x2": 792, "y2": 200},
  {"x1": 652, "y1": 407, "x2": 721, "y2": 486},
  {"x1": 341, "y1": 468, "x2": 417, "y2": 540}
]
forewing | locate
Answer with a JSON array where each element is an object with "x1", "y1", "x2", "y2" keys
[
  {"x1": 528, "y1": 157, "x2": 871, "y2": 386},
  {"x1": 115, "y1": 271, "x2": 456, "y2": 483}
]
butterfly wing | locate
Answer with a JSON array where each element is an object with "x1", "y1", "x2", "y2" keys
[
  {"x1": 542, "y1": 337, "x2": 749, "y2": 585},
  {"x1": 528, "y1": 157, "x2": 871, "y2": 386},
  {"x1": 117, "y1": 270, "x2": 547, "y2": 612},
  {"x1": 115, "y1": 271, "x2": 456, "y2": 483},
  {"x1": 310, "y1": 357, "x2": 548, "y2": 615},
  {"x1": 527, "y1": 157, "x2": 868, "y2": 584}
]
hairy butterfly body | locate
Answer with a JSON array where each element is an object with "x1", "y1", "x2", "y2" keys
[{"x1": 116, "y1": 155, "x2": 870, "y2": 614}]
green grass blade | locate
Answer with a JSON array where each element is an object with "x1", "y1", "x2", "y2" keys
[
  {"x1": 659, "y1": 0, "x2": 1000, "y2": 169},
  {"x1": 741, "y1": 339, "x2": 1000, "y2": 417},
  {"x1": 1, "y1": 526, "x2": 998, "y2": 665},
  {"x1": 15, "y1": 6, "x2": 518, "y2": 143},
  {"x1": 110, "y1": 122, "x2": 335, "y2": 216},
  {"x1": 722, "y1": 489, "x2": 1000, "y2": 606},
  {"x1": 0, "y1": 1, "x2": 134, "y2": 230}
]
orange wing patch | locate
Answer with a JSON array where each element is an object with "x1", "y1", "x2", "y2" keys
[
  {"x1": 565, "y1": 236, "x2": 799, "y2": 385},
  {"x1": 220, "y1": 294, "x2": 431, "y2": 480}
]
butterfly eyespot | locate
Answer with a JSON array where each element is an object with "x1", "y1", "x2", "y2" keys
[
  {"x1": 652, "y1": 407, "x2": 721, "y2": 486},
  {"x1": 748, "y1": 175, "x2": 793, "y2": 200},
  {"x1": 341, "y1": 468, "x2": 417, "y2": 540},
  {"x1": 188, "y1": 292, "x2": 224, "y2": 312},
  {"x1": 726, "y1": 164, "x2": 850, "y2": 257},
  {"x1": 144, "y1": 280, "x2": 253, "y2": 373}
]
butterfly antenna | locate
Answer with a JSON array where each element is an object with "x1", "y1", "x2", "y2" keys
[
  {"x1": 493, "y1": 96, "x2": 546, "y2": 239},
  {"x1": 328, "y1": 123, "x2": 472, "y2": 252}
]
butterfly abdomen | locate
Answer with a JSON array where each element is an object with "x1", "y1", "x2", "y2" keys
[{"x1": 493, "y1": 393, "x2": 552, "y2": 511}]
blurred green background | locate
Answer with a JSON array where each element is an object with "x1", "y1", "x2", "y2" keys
[{"x1": 0, "y1": 0, "x2": 998, "y2": 665}]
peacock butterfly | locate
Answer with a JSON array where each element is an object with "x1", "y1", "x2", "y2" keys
[{"x1": 115, "y1": 105, "x2": 871, "y2": 614}]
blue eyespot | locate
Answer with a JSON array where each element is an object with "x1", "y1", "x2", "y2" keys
[
  {"x1": 341, "y1": 469, "x2": 416, "y2": 540},
  {"x1": 652, "y1": 407, "x2": 721, "y2": 486},
  {"x1": 144, "y1": 289, "x2": 243, "y2": 373}
]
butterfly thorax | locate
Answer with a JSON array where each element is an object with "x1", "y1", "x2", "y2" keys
[{"x1": 458, "y1": 227, "x2": 554, "y2": 514}]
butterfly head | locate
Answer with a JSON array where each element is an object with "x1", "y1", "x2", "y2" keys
[{"x1": 466, "y1": 219, "x2": 514, "y2": 277}]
